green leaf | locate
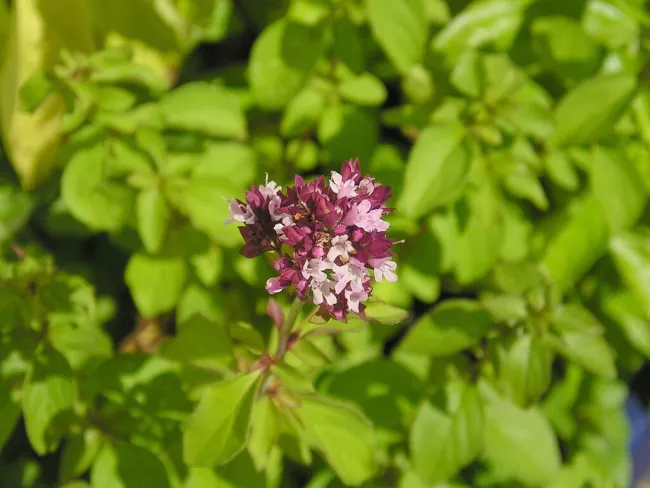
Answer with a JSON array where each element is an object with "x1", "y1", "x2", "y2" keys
[
  {"x1": 450, "y1": 50, "x2": 484, "y2": 98},
  {"x1": 432, "y1": 0, "x2": 531, "y2": 59},
  {"x1": 544, "y1": 149, "x2": 579, "y2": 191},
  {"x1": 600, "y1": 288, "x2": 650, "y2": 358},
  {"x1": 590, "y1": 145, "x2": 646, "y2": 233},
  {"x1": 398, "y1": 300, "x2": 492, "y2": 356},
  {"x1": 1, "y1": 0, "x2": 95, "y2": 189},
  {"x1": 159, "y1": 314, "x2": 233, "y2": 370},
  {"x1": 541, "y1": 193, "x2": 609, "y2": 292},
  {"x1": 318, "y1": 103, "x2": 378, "y2": 166},
  {"x1": 62, "y1": 482, "x2": 91, "y2": 488},
  {"x1": 59, "y1": 428, "x2": 104, "y2": 482},
  {"x1": 366, "y1": 0, "x2": 428, "y2": 73},
  {"x1": 496, "y1": 93, "x2": 553, "y2": 137},
  {"x1": 134, "y1": 128, "x2": 166, "y2": 170},
  {"x1": 549, "y1": 305, "x2": 616, "y2": 379},
  {"x1": 401, "y1": 64, "x2": 436, "y2": 105},
  {"x1": 610, "y1": 231, "x2": 650, "y2": 319},
  {"x1": 229, "y1": 321, "x2": 265, "y2": 355},
  {"x1": 125, "y1": 253, "x2": 187, "y2": 318},
  {"x1": 178, "y1": 283, "x2": 227, "y2": 326},
  {"x1": 277, "y1": 408, "x2": 313, "y2": 466},
  {"x1": 136, "y1": 188, "x2": 170, "y2": 254},
  {"x1": 363, "y1": 300, "x2": 409, "y2": 325},
  {"x1": 546, "y1": 454, "x2": 592, "y2": 488},
  {"x1": 531, "y1": 16, "x2": 601, "y2": 81},
  {"x1": 454, "y1": 181, "x2": 503, "y2": 284},
  {"x1": 192, "y1": 142, "x2": 258, "y2": 189},
  {"x1": 424, "y1": 0, "x2": 450, "y2": 23},
  {"x1": 280, "y1": 85, "x2": 327, "y2": 138},
  {"x1": 502, "y1": 164, "x2": 548, "y2": 210},
  {"x1": 107, "y1": 138, "x2": 153, "y2": 177},
  {"x1": 499, "y1": 203, "x2": 532, "y2": 263},
  {"x1": 248, "y1": 19, "x2": 324, "y2": 110},
  {"x1": 583, "y1": 0, "x2": 640, "y2": 49},
  {"x1": 19, "y1": 72, "x2": 56, "y2": 113},
  {"x1": 401, "y1": 227, "x2": 441, "y2": 303},
  {"x1": 96, "y1": 86, "x2": 137, "y2": 112},
  {"x1": 48, "y1": 322, "x2": 113, "y2": 371},
  {"x1": 499, "y1": 335, "x2": 553, "y2": 406},
  {"x1": 331, "y1": 18, "x2": 365, "y2": 73},
  {"x1": 160, "y1": 82, "x2": 247, "y2": 138},
  {"x1": 22, "y1": 349, "x2": 75, "y2": 455},
  {"x1": 183, "y1": 372, "x2": 261, "y2": 466},
  {"x1": 410, "y1": 382, "x2": 483, "y2": 483},
  {"x1": 183, "y1": 0, "x2": 234, "y2": 44},
  {"x1": 89, "y1": 63, "x2": 169, "y2": 96},
  {"x1": 552, "y1": 73, "x2": 637, "y2": 146},
  {"x1": 482, "y1": 395, "x2": 561, "y2": 485},
  {"x1": 0, "y1": 382, "x2": 20, "y2": 452},
  {"x1": 61, "y1": 143, "x2": 133, "y2": 232},
  {"x1": 481, "y1": 53, "x2": 549, "y2": 106},
  {"x1": 174, "y1": 176, "x2": 242, "y2": 248},
  {"x1": 0, "y1": 0, "x2": 8, "y2": 59},
  {"x1": 288, "y1": 0, "x2": 331, "y2": 25},
  {"x1": 398, "y1": 123, "x2": 471, "y2": 219},
  {"x1": 0, "y1": 180, "x2": 34, "y2": 245},
  {"x1": 91, "y1": 441, "x2": 171, "y2": 488},
  {"x1": 295, "y1": 396, "x2": 377, "y2": 485},
  {"x1": 339, "y1": 72, "x2": 387, "y2": 107},
  {"x1": 324, "y1": 360, "x2": 424, "y2": 439},
  {"x1": 187, "y1": 452, "x2": 270, "y2": 488},
  {"x1": 248, "y1": 396, "x2": 280, "y2": 471}
]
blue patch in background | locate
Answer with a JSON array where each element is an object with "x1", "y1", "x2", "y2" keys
[{"x1": 627, "y1": 394, "x2": 650, "y2": 486}]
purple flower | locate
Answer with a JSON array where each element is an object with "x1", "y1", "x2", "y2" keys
[{"x1": 226, "y1": 159, "x2": 399, "y2": 321}]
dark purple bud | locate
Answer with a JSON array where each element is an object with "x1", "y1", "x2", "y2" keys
[
  {"x1": 267, "y1": 298, "x2": 285, "y2": 328},
  {"x1": 350, "y1": 228, "x2": 364, "y2": 242},
  {"x1": 282, "y1": 226, "x2": 305, "y2": 246},
  {"x1": 366, "y1": 233, "x2": 393, "y2": 257},
  {"x1": 315, "y1": 195, "x2": 338, "y2": 227},
  {"x1": 341, "y1": 159, "x2": 361, "y2": 184},
  {"x1": 273, "y1": 257, "x2": 293, "y2": 272},
  {"x1": 368, "y1": 185, "x2": 392, "y2": 207},
  {"x1": 245, "y1": 187, "x2": 265, "y2": 210}
]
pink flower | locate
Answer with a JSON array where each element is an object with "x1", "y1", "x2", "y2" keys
[
  {"x1": 302, "y1": 258, "x2": 331, "y2": 282},
  {"x1": 330, "y1": 171, "x2": 358, "y2": 199},
  {"x1": 358, "y1": 177, "x2": 375, "y2": 195},
  {"x1": 268, "y1": 195, "x2": 288, "y2": 222},
  {"x1": 274, "y1": 216, "x2": 294, "y2": 235},
  {"x1": 345, "y1": 288, "x2": 369, "y2": 313},
  {"x1": 327, "y1": 235, "x2": 354, "y2": 262},
  {"x1": 369, "y1": 258, "x2": 398, "y2": 282},
  {"x1": 225, "y1": 199, "x2": 256, "y2": 225},
  {"x1": 333, "y1": 259, "x2": 368, "y2": 295},
  {"x1": 312, "y1": 279, "x2": 337, "y2": 306},
  {"x1": 266, "y1": 277, "x2": 284, "y2": 294},
  {"x1": 343, "y1": 200, "x2": 389, "y2": 232},
  {"x1": 259, "y1": 174, "x2": 282, "y2": 199},
  {"x1": 226, "y1": 159, "x2": 398, "y2": 320}
]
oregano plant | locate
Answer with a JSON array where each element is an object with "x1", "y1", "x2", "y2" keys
[{"x1": 1, "y1": 0, "x2": 650, "y2": 487}]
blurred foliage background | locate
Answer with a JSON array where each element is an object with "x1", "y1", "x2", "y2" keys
[{"x1": 2, "y1": 0, "x2": 650, "y2": 487}]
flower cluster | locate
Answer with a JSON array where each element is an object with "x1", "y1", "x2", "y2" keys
[{"x1": 226, "y1": 159, "x2": 398, "y2": 321}]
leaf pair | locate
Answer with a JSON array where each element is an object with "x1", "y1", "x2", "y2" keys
[{"x1": 183, "y1": 372, "x2": 378, "y2": 486}]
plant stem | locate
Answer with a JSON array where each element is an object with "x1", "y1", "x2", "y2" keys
[
  {"x1": 276, "y1": 297, "x2": 304, "y2": 359},
  {"x1": 258, "y1": 297, "x2": 305, "y2": 398}
]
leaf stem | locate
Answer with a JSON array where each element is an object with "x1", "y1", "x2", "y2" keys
[{"x1": 258, "y1": 297, "x2": 305, "y2": 398}]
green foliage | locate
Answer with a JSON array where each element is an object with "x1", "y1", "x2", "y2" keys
[{"x1": 1, "y1": 0, "x2": 650, "y2": 487}]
